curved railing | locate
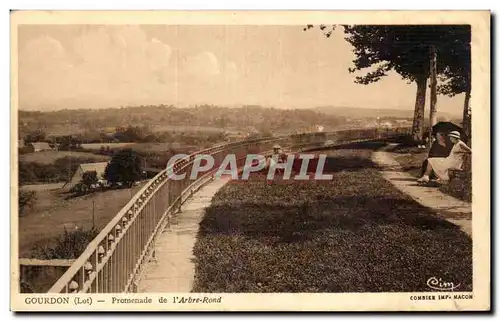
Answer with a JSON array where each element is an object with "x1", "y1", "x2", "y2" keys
[{"x1": 47, "y1": 127, "x2": 410, "y2": 293}]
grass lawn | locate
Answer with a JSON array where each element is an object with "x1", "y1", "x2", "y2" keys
[
  {"x1": 19, "y1": 150, "x2": 110, "y2": 165},
  {"x1": 192, "y1": 142, "x2": 472, "y2": 293},
  {"x1": 388, "y1": 145, "x2": 427, "y2": 178},
  {"x1": 18, "y1": 183, "x2": 145, "y2": 258},
  {"x1": 20, "y1": 183, "x2": 66, "y2": 192}
]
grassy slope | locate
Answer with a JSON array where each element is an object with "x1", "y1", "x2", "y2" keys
[
  {"x1": 387, "y1": 145, "x2": 427, "y2": 176},
  {"x1": 19, "y1": 184, "x2": 145, "y2": 258},
  {"x1": 192, "y1": 142, "x2": 472, "y2": 293}
]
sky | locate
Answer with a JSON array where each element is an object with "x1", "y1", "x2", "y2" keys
[{"x1": 17, "y1": 25, "x2": 464, "y2": 115}]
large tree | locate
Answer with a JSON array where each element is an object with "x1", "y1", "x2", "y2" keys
[
  {"x1": 343, "y1": 25, "x2": 460, "y2": 142},
  {"x1": 307, "y1": 25, "x2": 469, "y2": 142},
  {"x1": 104, "y1": 149, "x2": 143, "y2": 188}
]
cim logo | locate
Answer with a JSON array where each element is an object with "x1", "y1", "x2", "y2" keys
[{"x1": 426, "y1": 277, "x2": 461, "y2": 291}]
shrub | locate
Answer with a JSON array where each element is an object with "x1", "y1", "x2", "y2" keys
[
  {"x1": 19, "y1": 190, "x2": 37, "y2": 215},
  {"x1": 18, "y1": 162, "x2": 63, "y2": 184},
  {"x1": 440, "y1": 170, "x2": 472, "y2": 202},
  {"x1": 32, "y1": 227, "x2": 99, "y2": 260},
  {"x1": 70, "y1": 182, "x2": 89, "y2": 195},
  {"x1": 81, "y1": 170, "x2": 98, "y2": 188}
]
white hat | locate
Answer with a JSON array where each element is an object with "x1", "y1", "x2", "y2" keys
[
  {"x1": 273, "y1": 144, "x2": 281, "y2": 149},
  {"x1": 448, "y1": 131, "x2": 461, "y2": 139}
]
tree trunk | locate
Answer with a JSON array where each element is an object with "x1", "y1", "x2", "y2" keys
[
  {"x1": 428, "y1": 45, "x2": 438, "y2": 148},
  {"x1": 462, "y1": 86, "x2": 471, "y2": 145},
  {"x1": 411, "y1": 76, "x2": 428, "y2": 142}
]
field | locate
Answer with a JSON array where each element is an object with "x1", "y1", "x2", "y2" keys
[
  {"x1": 80, "y1": 142, "x2": 200, "y2": 153},
  {"x1": 19, "y1": 151, "x2": 110, "y2": 164},
  {"x1": 192, "y1": 142, "x2": 472, "y2": 293},
  {"x1": 150, "y1": 125, "x2": 227, "y2": 133},
  {"x1": 19, "y1": 183, "x2": 146, "y2": 258},
  {"x1": 80, "y1": 143, "x2": 137, "y2": 151},
  {"x1": 45, "y1": 124, "x2": 85, "y2": 137},
  {"x1": 128, "y1": 142, "x2": 199, "y2": 154}
]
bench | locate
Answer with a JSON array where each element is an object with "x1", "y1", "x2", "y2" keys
[
  {"x1": 445, "y1": 154, "x2": 472, "y2": 202},
  {"x1": 448, "y1": 154, "x2": 471, "y2": 181}
]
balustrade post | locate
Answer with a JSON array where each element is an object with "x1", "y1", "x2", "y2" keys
[
  {"x1": 106, "y1": 233, "x2": 114, "y2": 292},
  {"x1": 97, "y1": 244, "x2": 105, "y2": 293},
  {"x1": 176, "y1": 179, "x2": 181, "y2": 213},
  {"x1": 89, "y1": 251, "x2": 98, "y2": 293}
]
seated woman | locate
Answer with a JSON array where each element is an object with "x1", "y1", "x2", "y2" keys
[
  {"x1": 420, "y1": 131, "x2": 453, "y2": 178},
  {"x1": 417, "y1": 131, "x2": 471, "y2": 183}
]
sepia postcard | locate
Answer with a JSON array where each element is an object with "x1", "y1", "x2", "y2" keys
[{"x1": 10, "y1": 10, "x2": 490, "y2": 312}]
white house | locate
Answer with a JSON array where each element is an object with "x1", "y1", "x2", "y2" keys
[{"x1": 27, "y1": 142, "x2": 53, "y2": 152}]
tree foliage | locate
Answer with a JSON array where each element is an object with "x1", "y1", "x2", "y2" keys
[
  {"x1": 104, "y1": 149, "x2": 143, "y2": 187},
  {"x1": 435, "y1": 26, "x2": 472, "y2": 142},
  {"x1": 113, "y1": 125, "x2": 152, "y2": 142},
  {"x1": 33, "y1": 227, "x2": 99, "y2": 260},
  {"x1": 56, "y1": 135, "x2": 82, "y2": 150},
  {"x1": 342, "y1": 25, "x2": 458, "y2": 84},
  {"x1": 24, "y1": 129, "x2": 46, "y2": 143},
  {"x1": 436, "y1": 25, "x2": 471, "y2": 97},
  {"x1": 19, "y1": 105, "x2": 346, "y2": 143},
  {"x1": 81, "y1": 170, "x2": 98, "y2": 189},
  {"x1": 19, "y1": 190, "x2": 37, "y2": 215},
  {"x1": 307, "y1": 25, "x2": 468, "y2": 85},
  {"x1": 306, "y1": 24, "x2": 472, "y2": 141}
]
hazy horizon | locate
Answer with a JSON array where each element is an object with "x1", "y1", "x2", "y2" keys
[
  {"x1": 17, "y1": 25, "x2": 465, "y2": 116},
  {"x1": 16, "y1": 104, "x2": 460, "y2": 119}
]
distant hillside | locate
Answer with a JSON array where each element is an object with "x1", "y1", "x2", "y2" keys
[
  {"x1": 18, "y1": 105, "x2": 347, "y2": 139},
  {"x1": 315, "y1": 106, "x2": 457, "y2": 120}
]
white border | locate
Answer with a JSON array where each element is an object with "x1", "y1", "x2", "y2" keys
[{"x1": 3, "y1": 1, "x2": 497, "y2": 319}]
